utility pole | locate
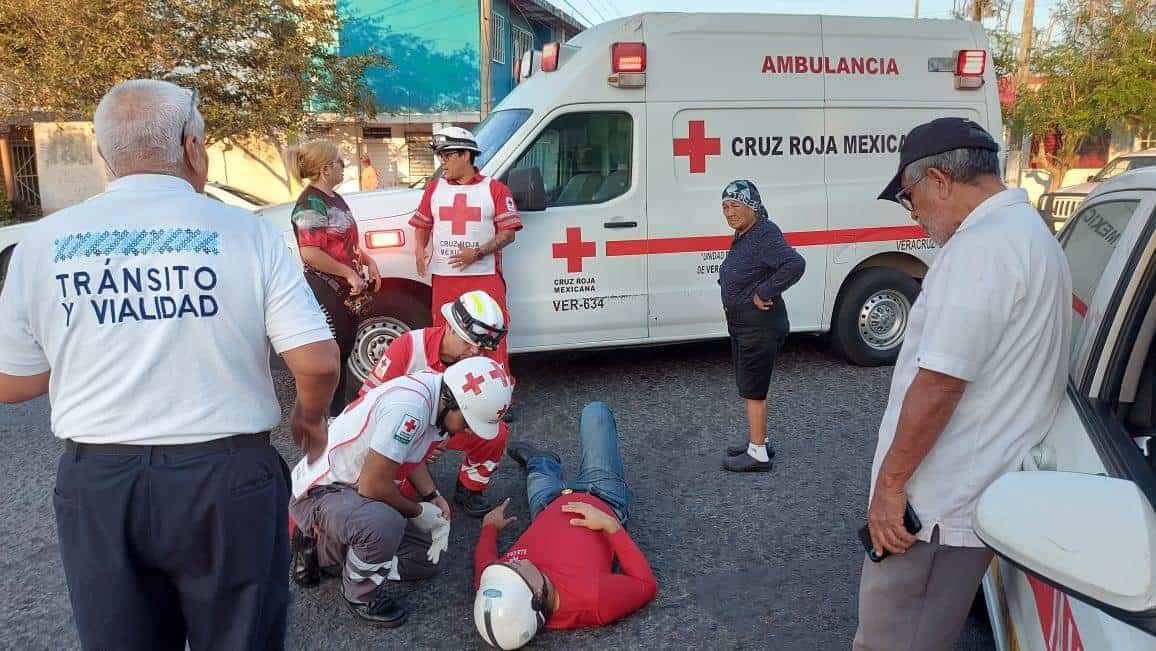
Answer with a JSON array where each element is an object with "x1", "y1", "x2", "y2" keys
[
  {"x1": 970, "y1": 0, "x2": 984, "y2": 21},
  {"x1": 914, "y1": 0, "x2": 920, "y2": 18},
  {"x1": 1017, "y1": 0, "x2": 1036, "y2": 80}
]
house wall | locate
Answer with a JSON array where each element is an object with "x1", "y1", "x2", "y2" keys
[{"x1": 33, "y1": 122, "x2": 107, "y2": 215}]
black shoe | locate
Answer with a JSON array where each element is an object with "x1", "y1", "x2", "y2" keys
[
  {"x1": 725, "y1": 440, "x2": 776, "y2": 459},
  {"x1": 344, "y1": 590, "x2": 408, "y2": 628},
  {"x1": 454, "y1": 481, "x2": 495, "y2": 518},
  {"x1": 290, "y1": 525, "x2": 320, "y2": 588},
  {"x1": 506, "y1": 441, "x2": 559, "y2": 469},
  {"x1": 723, "y1": 453, "x2": 773, "y2": 473}
]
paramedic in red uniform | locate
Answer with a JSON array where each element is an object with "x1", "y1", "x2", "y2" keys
[
  {"x1": 358, "y1": 290, "x2": 510, "y2": 517},
  {"x1": 472, "y1": 402, "x2": 657, "y2": 649},
  {"x1": 411, "y1": 127, "x2": 521, "y2": 378}
]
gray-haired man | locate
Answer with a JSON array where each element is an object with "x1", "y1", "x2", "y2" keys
[
  {"x1": 0, "y1": 80, "x2": 340, "y2": 649},
  {"x1": 853, "y1": 118, "x2": 1072, "y2": 650}
]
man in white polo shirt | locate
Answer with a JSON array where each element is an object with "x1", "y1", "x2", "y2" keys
[
  {"x1": 0, "y1": 80, "x2": 340, "y2": 650},
  {"x1": 854, "y1": 118, "x2": 1072, "y2": 650}
]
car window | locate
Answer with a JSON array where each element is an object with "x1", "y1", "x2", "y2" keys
[
  {"x1": 474, "y1": 108, "x2": 532, "y2": 170},
  {"x1": 1060, "y1": 199, "x2": 1140, "y2": 352},
  {"x1": 1097, "y1": 158, "x2": 1133, "y2": 180},
  {"x1": 504, "y1": 112, "x2": 633, "y2": 207},
  {"x1": 1126, "y1": 157, "x2": 1156, "y2": 174}
]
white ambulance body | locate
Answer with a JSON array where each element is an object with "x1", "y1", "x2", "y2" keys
[{"x1": 259, "y1": 12, "x2": 1004, "y2": 381}]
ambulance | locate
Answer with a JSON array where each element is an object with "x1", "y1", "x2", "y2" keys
[
  {"x1": 259, "y1": 12, "x2": 1005, "y2": 382},
  {"x1": 975, "y1": 167, "x2": 1156, "y2": 649}
]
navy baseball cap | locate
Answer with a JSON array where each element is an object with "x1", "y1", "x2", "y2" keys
[{"x1": 879, "y1": 117, "x2": 999, "y2": 203}]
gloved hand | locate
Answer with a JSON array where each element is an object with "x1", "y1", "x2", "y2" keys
[
  {"x1": 426, "y1": 517, "x2": 451, "y2": 564},
  {"x1": 409, "y1": 501, "x2": 448, "y2": 532}
]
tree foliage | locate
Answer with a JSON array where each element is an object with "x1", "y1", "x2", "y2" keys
[
  {"x1": 1009, "y1": 0, "x2": 1156, "y2": 189},
  {"x1": 0, "y1": 0, "x2": 388, "y2": 143}
]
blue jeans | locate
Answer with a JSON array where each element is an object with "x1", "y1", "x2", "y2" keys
[{"x1": 526, "y1": 401, "x2": 631, "y2": 523}]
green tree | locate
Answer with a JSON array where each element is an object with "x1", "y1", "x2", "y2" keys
[
  {"x1": 1009, "y1": 0, "x2": 1156, "y2": 190},
  {"x1": 0, "y1": 0, "x2": 388, "y2": 144}
]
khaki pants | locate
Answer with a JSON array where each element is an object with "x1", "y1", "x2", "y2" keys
[{"x1": 852, "y1": 531, "x2": 993, "y2": 651}]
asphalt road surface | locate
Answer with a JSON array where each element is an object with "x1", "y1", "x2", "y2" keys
[{"x1": 0, "y1": 337, "x2": 996, "y2": 650}]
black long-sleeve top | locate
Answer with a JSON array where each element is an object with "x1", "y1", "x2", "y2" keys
[{"x1": 718, "y1": 218, "x2": 806, "y2": 311}]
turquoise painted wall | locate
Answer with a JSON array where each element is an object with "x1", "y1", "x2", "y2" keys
[{"x1": 339, "y1": 0, "x2": 481, "y2": 113}]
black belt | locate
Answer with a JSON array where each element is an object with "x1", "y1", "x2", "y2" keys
[{"x1": 64, "y1": 432, "x2": 271, "y2": 457}]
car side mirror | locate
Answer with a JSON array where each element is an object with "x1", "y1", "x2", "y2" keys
[
  {"x1": 1089, "y1": 175, "x2": 1098, "y2": 183},
  {"x1": 505, "y1": 167, "x2": 547, "y2": 212},
  {"x1": 975, "y1": 471, "x2": 1156, "y2": 614}
]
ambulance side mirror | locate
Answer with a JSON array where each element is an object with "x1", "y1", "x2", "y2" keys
[
  {"x1": 506, "y1": 167, "x2": 547, "y2": 212},
  {"x1": 974, "y1": 471, "x2": 1156, "y2": 615}
]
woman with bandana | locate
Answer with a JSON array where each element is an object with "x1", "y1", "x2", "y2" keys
[{"x1": 717, "y1": 180, "x2": 805, "y2": 473}]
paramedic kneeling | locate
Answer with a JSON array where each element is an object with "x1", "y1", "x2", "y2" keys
[
  {"x1": 473, "y1": 402, "x2": 657, "y2": 649},
  {"x1": 290, "y1": 357, "x2": 513, "y2": 627}
]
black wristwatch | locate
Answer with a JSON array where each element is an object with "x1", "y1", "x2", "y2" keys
[{"x1": 422, "y1": 489, "x2": 441, "y2": 502}]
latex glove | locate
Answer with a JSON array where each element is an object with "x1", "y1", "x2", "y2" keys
[
  {"x1": 409, "y1": 501, "x2": 448, "y2": 532},
  {"x1": 426, "y1": 517, "x2": 451, "y2": 564}
]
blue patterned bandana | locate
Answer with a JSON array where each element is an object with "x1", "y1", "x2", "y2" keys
[{"x1": 722, "y1": 179, "x2": 767, "y2": 219}]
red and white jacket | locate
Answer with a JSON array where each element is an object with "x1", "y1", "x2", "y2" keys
[
  {"x1": 359, "y1": 325, "x2": 452, "y2": 397},
  {"x1": 409, "y1": 173, "x2": 522, "y2": 276}
]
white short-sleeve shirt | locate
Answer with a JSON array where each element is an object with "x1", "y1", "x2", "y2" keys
[
  {"x1": 0, "y1": 174, "x2": 333, "y2": 444},
  {"x1": 870, "y1": 188, "x2": 1072, "y2": 547}
]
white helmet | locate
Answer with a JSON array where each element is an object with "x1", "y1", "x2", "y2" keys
[
  {"x1": 430, "y1": 126, "x2": 481, "y2": 154},
  {"x1": 440, "y1": 290, "x2": 507, "y2": 351},
  {"x1": 474, "y1": 564, "x2": 546, "y2": 649},
  {"x1": 443, "y1": 356, "x2": 513, "y2": 440}
]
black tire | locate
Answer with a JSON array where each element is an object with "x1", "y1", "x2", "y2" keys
[
  {"x1": 347, "y1": 292, "x2": 431, "y2": 383},
  {"x1": 832, "y1": 267, "x2": 920, "y2": 367},
  {"x1": 0, "y1": 246, "x2": 13, "y2": 294}
]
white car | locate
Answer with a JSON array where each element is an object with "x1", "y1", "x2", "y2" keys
[
  {"x1": 1038, "y1": 149, "x2": 1156, "y2": 230},
  {"x1": 203, "y1": 182, "x2": 272, "y2": 211},
  {"x1": 976, "y1": 166, "x2": 1156, "y2": 650}
]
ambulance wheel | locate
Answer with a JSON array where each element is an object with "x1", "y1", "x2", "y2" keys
[
  {"x1": 348, "y1": 294, "x2": 431, "y2": 383},
  {"x1": 832, "y1": 268, "x2": 919, "y2": 367}
]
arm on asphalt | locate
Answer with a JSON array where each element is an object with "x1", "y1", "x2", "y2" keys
[
  {"x1": 358, "y1": 450, "x2": 423, "y2": 518},
  {"x1": 474, "y1": 525, "x2": 502, "y2": 587},
  {"x1": 298, "y1": 245, "x2": 358, "y2": 280},
  {"x1": 0, "y1": 371, "x2": 50, "y2": 403},
  {"x1": 869, "y1": 368, "x2": 967, "y2": 553},
  {"x1": 597, "y1": 530, "x2": 658, "y2": 622}
]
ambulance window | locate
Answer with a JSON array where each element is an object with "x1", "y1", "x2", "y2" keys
[
  {"x1": 1060, "y1": 199, "x2": 1139, "y2": 352},
  {"x1": 505, "y1": 112, "x2": 633, "y2": 206},
  {"x1": 474, "y1": 109, "x2": 532, "y2": 170}
]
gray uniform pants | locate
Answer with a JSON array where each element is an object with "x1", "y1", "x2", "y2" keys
[
  {"x1": 289, "y1": 484, "x2": 439, "y2": 603},
  {"x1": 852, "y1": 530, "x2": 993, "y2": 651}
]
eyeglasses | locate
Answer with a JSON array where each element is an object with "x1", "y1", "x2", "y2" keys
[
  {"x1": 895, "y1": 174, "x2": 927, "y2": 212},
  {"x1": 437, "y1": 150, "x2": 463, "y2": 161},
  {"x1": 181, "y1": 87, "x2": 199, "y2": 144}
]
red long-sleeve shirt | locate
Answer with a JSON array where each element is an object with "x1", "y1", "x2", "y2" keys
[{"x1": 474, "y1": 492, "x2": 657, "y2": 629}]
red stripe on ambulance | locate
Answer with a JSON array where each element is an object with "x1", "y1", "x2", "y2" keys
[{"x1": 603, "y1": 225, "x2": 927, "y2": 257}]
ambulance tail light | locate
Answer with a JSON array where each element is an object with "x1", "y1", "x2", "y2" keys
[
  {"x1": 541, "y1": 42, "x2": 560, "y2": 72},
  {"x1": 955, "y1": 50, "x2": 986, "y2": 89},
  {"x1": 365, "y1": 229, "x2": 405, "y2": 249},
  {"x1": 608, "y1": 42, "x2": 646, "y2": 89}
]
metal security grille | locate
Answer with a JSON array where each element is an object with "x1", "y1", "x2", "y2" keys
[
  {"x1": 512, "y1": 26, "x2": 534, "y2": 78},
  {"x1": 9, "y1": 127, "x2": 40, "y2": 215},
  {"x1": 406, "y1": 133, "x2": 435, "y2": 180},
  {"x1": 490, "y1": 13, "x2": 507, "y2": 63},
  {"x1": 363, "y1": 126, "x2": 393, "y2": 140}
]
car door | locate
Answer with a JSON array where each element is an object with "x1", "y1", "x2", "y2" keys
[
  {"x1": 989, "y1": 190, "x2": 1156, "y2": 651},
  {"x1": 498, "y1": 105, "x2": 648, "y2": 350}
]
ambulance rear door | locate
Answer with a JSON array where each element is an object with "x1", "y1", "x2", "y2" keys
[{"x1": 498, "y1": 104, "x2": 648, "y2": 350}]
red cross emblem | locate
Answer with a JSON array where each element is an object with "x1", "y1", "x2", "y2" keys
[
  {"x1": 489, "y1": 365, "x2": 511, "y2": 387},
  {"x1": 461, "y1": 372, "x2": 486, "y2": 395},
  {"x1": 403, "y1": 417, "x2": 418, "y2": 433},
  {"x1": 552, "y1": 227, "x2": 596, "y2": 273},
  {"x1": 673, "y1": 120, "x2": 721, "y2": 174},
  {"x1": 439, "y1": 193, "x2": 482, "y2": 235}
]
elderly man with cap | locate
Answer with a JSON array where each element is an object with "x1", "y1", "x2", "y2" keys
[
  {"x1": 853, "y1": 117, "x2": 1071, "y2": 650},
  {"x1": 410, "y1": 127, "x2": 521, "y2": 381}
]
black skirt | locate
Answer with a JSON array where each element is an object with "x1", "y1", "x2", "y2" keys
[{"x1": 725, "y1": 299, "x2": 790, "y2": 401}]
